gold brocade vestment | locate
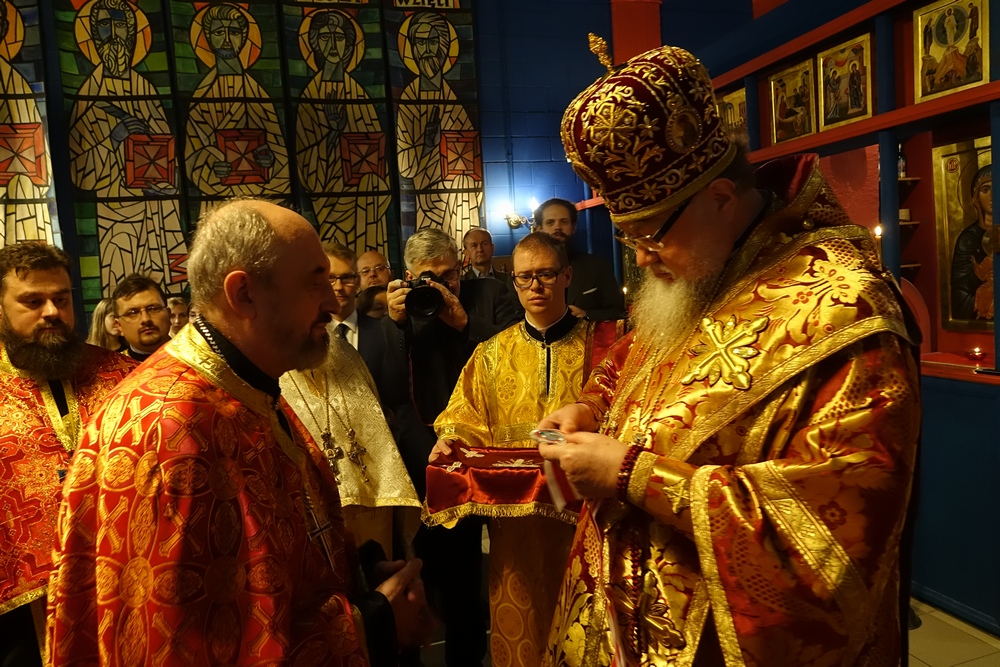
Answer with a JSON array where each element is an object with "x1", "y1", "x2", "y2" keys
[
  {"x1": 281, "y1": 334, "x2": 421, "y2": 557},
  {"x1": 0, "y1": 345, "x2": 135, "y2": 616},
  {"x1": 47, "y1": 326, "x2": 370, "y2": 666},
  {"x1": 543, "y1": 155, "x2": 921, "y2": 667},
  {"x1": 434, "y1": 319, "x2": 623, "y2": 667}
]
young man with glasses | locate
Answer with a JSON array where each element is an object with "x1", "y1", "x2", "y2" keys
[
  {"x1": 357, "y1": 249, "x2": 394, "y2": 289},
  {"x1": 536, "y1": 44, "x2": 920, "y2": 666},
  {"x1": 111, "y1": 274, "x2": 172, "y2": 362},
  {"x1": 426, "y1": 232, "x2": 625, "y2": 667}
]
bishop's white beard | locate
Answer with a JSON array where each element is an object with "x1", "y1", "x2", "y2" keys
[{"x1": 630, "y1": 268, "x2": 720, "y2": 354}]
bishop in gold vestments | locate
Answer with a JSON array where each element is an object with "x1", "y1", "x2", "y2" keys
[{"x1": 542, "y1": 43, "x2": 921, "y2": 667}]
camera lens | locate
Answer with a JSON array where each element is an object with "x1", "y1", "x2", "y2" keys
[{"x1": 405, "y1": 284, "x2": 445, "y2": 318}]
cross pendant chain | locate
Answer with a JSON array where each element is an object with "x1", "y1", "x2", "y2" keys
[{"x1": 345, "y1": 429, "x2": 369, "y2": 482}]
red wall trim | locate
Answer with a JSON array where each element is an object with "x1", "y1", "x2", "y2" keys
[{"x1": 611, "y1": 0, "x2": 663, "y2": 64}]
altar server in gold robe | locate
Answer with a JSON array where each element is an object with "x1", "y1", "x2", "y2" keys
[
  {"x1": 429, "y1": 232, "x2": 624, "y2": 667},
  {"x1": 537, "y1": 42, "x2": 920, "y2": 666},
  {"x1": 0, "y1": 242, "x2": 135, "y2": 666}
]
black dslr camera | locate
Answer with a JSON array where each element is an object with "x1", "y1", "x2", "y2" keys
[{"x1": 404, "y1": 271, "x2": 448, "y2": 319}]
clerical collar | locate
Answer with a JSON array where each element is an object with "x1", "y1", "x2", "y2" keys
[
  {"x1": 524, "y1": 309, "x2": 578, "y2": 344},
  {"x1": 193, "y1": 316, "x2": 280, "y2": 400},
  {"x1": 127, "y1": 347, "x2": 152, "y2": 362}
]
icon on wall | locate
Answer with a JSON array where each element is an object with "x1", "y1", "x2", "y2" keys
[
  {"x1": 768, "y1": 60, "x2": 816, "y2": 145},
  {"x1": 933, "y1": 137, "x2": 994, "y2": 330},
  {"x1": 717, "y1": 87, "x2": 747, "y2": 141},
  {"x1": 914, "y1": 0, "x2": 989, "y2": 104},
  {"x1": 817, "y1": 34, "x2": 873, "y2": 131}
]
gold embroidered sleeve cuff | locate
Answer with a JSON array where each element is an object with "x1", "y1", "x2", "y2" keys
[{"x1": 640, "y1": 455, "x2": 696, "y2": 534}]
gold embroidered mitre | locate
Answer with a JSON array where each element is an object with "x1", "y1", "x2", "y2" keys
[{"x1": 561, "y1": 43, "x2": 736, "y2": 224}]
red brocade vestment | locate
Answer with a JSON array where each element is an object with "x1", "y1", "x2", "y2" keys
[
  {"x1": 543, "y1": 155, "x2": 922, "y2": 667},
  {"x1": 0, "y1": 344, "x2": 135, "y2": 616},
  {"x1": 47, "y1": 327, "x2": 369, "y2": 666}
]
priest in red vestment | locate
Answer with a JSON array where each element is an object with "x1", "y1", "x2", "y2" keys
[
  {"x1": 537, "y1": 42, "x2": 920, "y2": 666},
  {"x1": 0, "y1": 242, "x2": 136, "y2": 667},
  {"x1": 47, "y1": 200, "x2": 432, "y2": 666}
]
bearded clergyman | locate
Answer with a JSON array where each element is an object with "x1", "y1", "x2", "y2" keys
[
  {"x1": 0, "y1": 242, "x2": 136, "y2": 666},
  {"x1": 538, "y1": 42, "x2": 921, "y2": 666}
]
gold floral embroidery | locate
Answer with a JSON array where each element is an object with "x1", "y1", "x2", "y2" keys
[{"x1": 682, "y1": 315, "x2": 768, "y2": 389}]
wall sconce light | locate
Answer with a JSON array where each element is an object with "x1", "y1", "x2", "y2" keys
[{"x1": 504, "y1": 197, "x2": 540, "y2": 229}]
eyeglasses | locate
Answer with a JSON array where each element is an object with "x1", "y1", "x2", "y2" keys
[
  {"x1": 512, "y1": 268, "x2": 567, "y2": 289},
  {"x1": 358, "y1": 264, "x2": 390, "y2": 278},
  {"x1": 117, "y1": 305, "x2": 166, "y2": 323},
  {"x1": 330, "y1": 273, "x2": 358, "y2": 285},
  {"x1": 438, "y1": 268, "x2": 461, "y2": 283},
  {"x1": 614, "y1": 196, "x2": 692, "y2": 252}
]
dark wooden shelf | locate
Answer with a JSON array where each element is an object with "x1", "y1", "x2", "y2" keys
[
  {"x1": 901, "y1": 263, "x2": 922, "y2": 271},
  {"x1": 898, "y1": 177, "x2": 921, "y2": 183},
  {"x1": 900, "y1": 220, "x2": 921, "y2": 227}
]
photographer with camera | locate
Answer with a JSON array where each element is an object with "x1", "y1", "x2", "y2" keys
[{"x1": 384, "y1": 228, "x2": 518, "y2": 667}]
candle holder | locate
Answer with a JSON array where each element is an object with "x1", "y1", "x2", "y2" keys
[{"x1": 967, "y1": 347, "x2": 985, "y2": 361}]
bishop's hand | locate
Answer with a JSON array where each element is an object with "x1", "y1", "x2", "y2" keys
[
  {"x1": 537, "y1": 402, "x2": 599, "y2": 434},
  {"x1": 538, "y1": 431, "x2": 627, "y2": 499}
]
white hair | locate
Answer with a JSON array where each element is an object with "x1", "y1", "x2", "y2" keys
[{"x1": 403, "y1": 228, "x2": 458, "y2": 273}]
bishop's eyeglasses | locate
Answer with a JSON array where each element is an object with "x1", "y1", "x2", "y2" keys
[
  {"x1": 614, "y1": 196, "x2": 691, "y2": 252},
  {"x1": 512, "y1": 268, "x2": 567, "y2": 289}
]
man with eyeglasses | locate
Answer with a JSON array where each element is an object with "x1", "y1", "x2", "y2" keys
[
  {"x1": 357, "y1": 249, "x2": 394, "y2": 289},
  {"x1": 0, "y1": 242, "x2": 135, "y2": 667},
  {"x1": 535, "y1": 44, "x2": 920, "y2": 666},
  {"x1": 425, "y1": 232, "x2": 624, "y2": 667},
  {"x1": 534, "y1": 198, "x2": 626, "y2": 322},
  {"x1": 385, "y1": 227, "x2": 520, "y2": 667},
  {"x1": 111, "y1": 273, "x2": 171, "y2": 362}
]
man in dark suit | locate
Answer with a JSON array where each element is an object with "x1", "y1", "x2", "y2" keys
[
  {"x1": 534, "y1": 197, "x2": 627, "y2": 321},
  {"x1": 462, "y1": 227, "x2": 520, "y2": 315},
  {"x1": 323, "y1": 243, "x2": 386, "y2": 384},
  {"x1": 385, "y1": 228, "x2": 520, "y2": 667}
]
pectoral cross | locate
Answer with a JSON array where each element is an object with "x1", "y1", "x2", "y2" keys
[
  {"x1": 344, "y1": 428, "x2": 369, "y2": 482},
  {"x1": 321, "y1": 431, "x2": 345, "y2": 482}
]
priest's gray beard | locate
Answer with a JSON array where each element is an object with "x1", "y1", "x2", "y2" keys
[{"x1": 630, "y1": 267, "x2": 720, "y2": 353}]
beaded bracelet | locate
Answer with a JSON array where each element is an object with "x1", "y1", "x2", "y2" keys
[{"x1": 617, "y1": 445, "x2": 643, "y2": 501}]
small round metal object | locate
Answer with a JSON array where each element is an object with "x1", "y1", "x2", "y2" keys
[{"x1": 530, "y1": 429, "x2": 567, "y2": 445}]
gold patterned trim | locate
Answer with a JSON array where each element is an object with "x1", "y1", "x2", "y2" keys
[
  {"x1": 0, "y1": 583, "x2": 46, "y2": 616},
  {"x1": 734, "y1": 382, "x2": 797, "y2": 467},
  {"x1": 167, "y1": 326, "x2": 274, "y2": 419},
  {"x1": 39, "y1": 379, "x2": 81, "y2": 454},
  {"x1": 754, "y1": 460, "x2": 870, "y2": 654},
  {"x1": 340, "y1": 496, "x2": 423, "y2": 510},
  {"x1": 669, "y1": 315, "x2": 908, "y2": 465},
  {"x1": 0, "y1": 346, "x2": 82, "y2": 453},
  {"x1": 690, "y1": 465, "x2": 745, "y2": 667},
  {"x1": 0, "y1": 345, "x2": 27, "y2": 377},
  {"x1": 626, "y1": 450, "x2": 657, "y2": 507},
  {"x1": 421, "y1": 501, "x2": 578, "y2": 528},
  {"x1": 605, "y1": 142, "x2": 738, "y2": 225}
]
